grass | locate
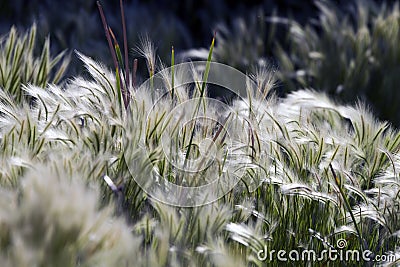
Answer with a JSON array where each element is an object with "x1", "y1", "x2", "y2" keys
[
  {"x1": 0, "y1": 24, "x2": 69, "y2": 104},
  {"x1": 274, "y1": 0, "x2": 400, "y2": 126},
  {"x1": 0, "y1": 1, "x2": 399, "y2": 266},
  {"x1": 185, "y1": 0, "x2": 400, "y2": 127}
]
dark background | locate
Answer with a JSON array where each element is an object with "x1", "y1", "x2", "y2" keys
[{"x1": 0, "y1": 0, "x2": 343, "y2": 73}]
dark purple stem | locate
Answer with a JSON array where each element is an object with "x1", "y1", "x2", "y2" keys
[
  {"x1": 97, "y1": 1, "x2": 128, "y2": 108},
  {"x1": 120, "y1": 0, "x2": 130, "y2": 91}
]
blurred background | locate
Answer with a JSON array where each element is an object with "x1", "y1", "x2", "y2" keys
[
  {"x1": 0, "y1": 0, "x2": 399, "y2": 127},
  {"x1": 0, "y1": 0, "x2": 326, "y2": 74}
]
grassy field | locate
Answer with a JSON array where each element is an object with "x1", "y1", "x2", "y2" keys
[{"x1": 0, "y1": 1, "x2": 399, "y2": 266}]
